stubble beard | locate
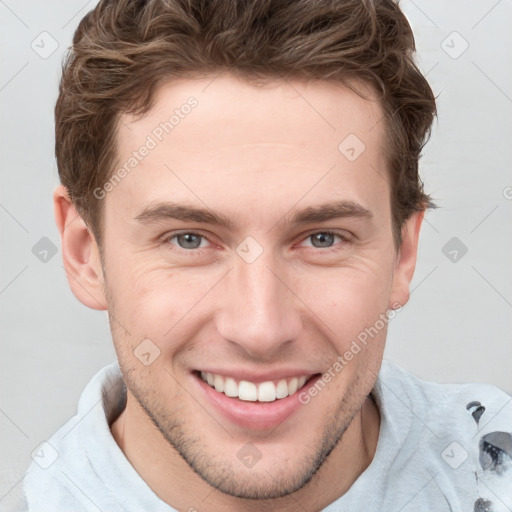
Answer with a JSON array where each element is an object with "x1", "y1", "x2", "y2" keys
[{"x1": 121, "y1": 366, "x2": 369, "y2": 501}]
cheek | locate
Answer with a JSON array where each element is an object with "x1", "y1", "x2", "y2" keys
[
  {"x1": 105, "y1": 240, "x2": 395, "y2": 359},
  {"x1": 105, "y1": 265, "x2": 210, "y2": 377},
  {"x1": 106, "y1": 255, "x2": 226, "y2": 341},
  {"x1": 293, "y1": 261, "x2": 393, "y2": 348}
]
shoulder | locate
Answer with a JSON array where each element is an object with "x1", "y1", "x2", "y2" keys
[
  {"x1": 376, "y1": 360, "x2": 512, "y2": 511},
  {"x1": 377, "y1": 359, "x2": 512, "y2": 455},
  {"x1": 377, "y1": 359, "x2": 511, "y2": 427},
  {"x1": 22, "y1": 362, "x2": 126, "y2": 511}
]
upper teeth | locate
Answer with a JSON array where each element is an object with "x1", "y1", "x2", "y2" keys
[{"x1": 200, "y1": 372, "x2": 309, "y2": 402}]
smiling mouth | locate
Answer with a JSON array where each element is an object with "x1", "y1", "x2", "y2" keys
[{"x1": 197, "y1": 371, "x2": 316, "y2": 403}]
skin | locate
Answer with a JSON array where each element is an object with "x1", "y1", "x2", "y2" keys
[{"x1": 54, "y1": 74, "x2": 423, "y2": 511}]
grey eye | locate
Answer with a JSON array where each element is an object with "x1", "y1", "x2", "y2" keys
[
  {"x1": 310, "y1": 232, "x2": 336, "y2": 248},
  {"x1": 174, "y1": 233, "x2": 203, "y2": 249}
]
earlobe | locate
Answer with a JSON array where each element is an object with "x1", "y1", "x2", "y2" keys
[
  {"x1": 53, "y1": 185, "x2": 107, "y2": 311},
  {"x1": 389, "y1": 211, "x2": 424, "y2": 309}
]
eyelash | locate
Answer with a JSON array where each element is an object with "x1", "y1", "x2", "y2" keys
[{"x1": 162, "y1": 230, "x2": 351, "y2": 254}]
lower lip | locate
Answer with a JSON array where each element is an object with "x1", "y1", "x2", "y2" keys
[{"x1": 194, "y1": 373, "x2": 321, "y2": 430}]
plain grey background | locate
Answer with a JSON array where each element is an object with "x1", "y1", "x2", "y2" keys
[{"x1": 1, "y1": 0, "x2": 511, "y2": 509}]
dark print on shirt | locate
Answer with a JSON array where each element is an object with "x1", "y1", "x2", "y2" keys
[{"x1": 467, "y1": 401, "x2": 512, "y2": 512}]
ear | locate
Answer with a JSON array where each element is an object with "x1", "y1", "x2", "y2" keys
[
  {"x1": 53, "y1": 185, "x2": 107, "y2": 310},
  {"x1": 389, "y1": 210, "x2": 424, "y2": 309}
]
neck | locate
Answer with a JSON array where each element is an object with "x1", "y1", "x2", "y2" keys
[{"x1": 111, "y1": 393, "x2": 380, "y2": 511}]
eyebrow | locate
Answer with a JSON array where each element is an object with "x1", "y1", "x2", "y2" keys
[
  {"x1": 289, "y1": 201, "x2": 372, "y2": 225},
  {"x1": 135, "y1": 203, "x2": 237, "y2": 229},
  {"x1": 134, "y1": 200, "x2": 373, "y2": 229}
]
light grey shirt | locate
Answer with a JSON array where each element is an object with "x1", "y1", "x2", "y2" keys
[{"x1": 21, "y1": 360, "x2": 512, "y2": 511}]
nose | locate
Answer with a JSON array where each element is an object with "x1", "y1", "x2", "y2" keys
[{"x1": 215, "y1": 249, "x2": 303, "y2": 360}]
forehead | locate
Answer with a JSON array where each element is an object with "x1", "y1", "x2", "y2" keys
[
  {"x1": 109, "y1": 75, "x2": 389, "y2": 229},
  {"x1": 121, "y1": 74, "x2": 385, "y2": 151}
]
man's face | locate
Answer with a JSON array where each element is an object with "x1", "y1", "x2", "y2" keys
[{"x1": 100, "y1": 75, "x2": 408, "y2": 498}]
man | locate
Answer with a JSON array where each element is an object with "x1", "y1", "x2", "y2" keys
[{"x1": 22, "y1": 0, "x2": 511, "y2": 511}]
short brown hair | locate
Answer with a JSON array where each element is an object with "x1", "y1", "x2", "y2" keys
[{"x1": 55, "y1": 0, "x2": 436, "y2": 248}]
